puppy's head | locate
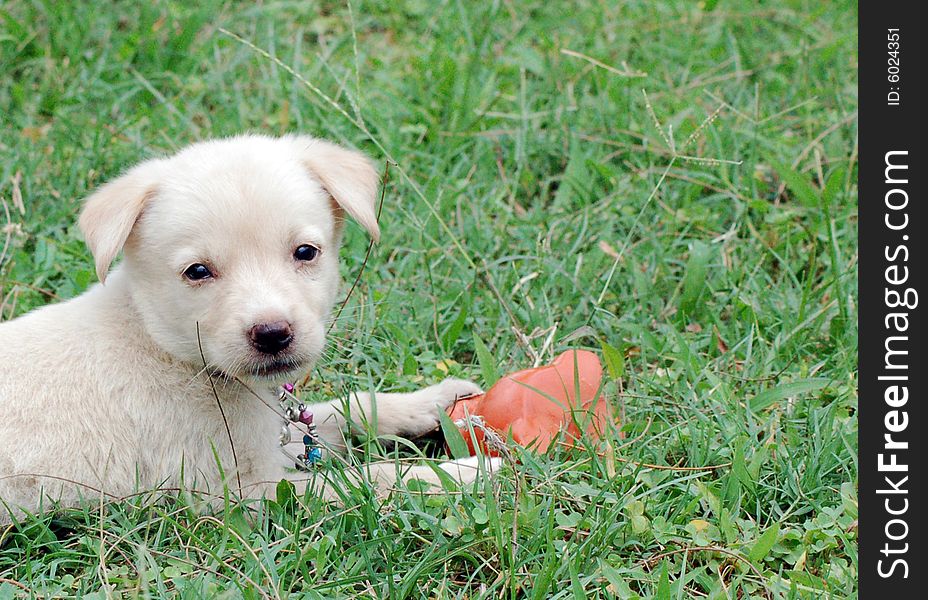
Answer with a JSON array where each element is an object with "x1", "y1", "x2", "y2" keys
[{"x1": 79, "y1": 135, "x2": 380, "y2": 382}]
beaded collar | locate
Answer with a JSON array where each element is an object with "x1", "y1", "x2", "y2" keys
[{"x1": 276, "y1": 383, "x2": 322, "y2": 470}]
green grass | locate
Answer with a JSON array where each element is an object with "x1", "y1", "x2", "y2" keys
[{"x1": 1, "y1": 1, "x2": 857, "y2": 597}]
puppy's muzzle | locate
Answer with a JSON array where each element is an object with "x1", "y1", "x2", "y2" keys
[{"x1": 248, "y1": 320, "x2": 294, "y2": 354}]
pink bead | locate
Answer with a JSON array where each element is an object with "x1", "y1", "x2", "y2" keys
[
  {"x1": 298, "y1": 409, "x2": 314, "y2": 425},
  {"x1": 283, "y1": 383, "x2": 295, "y2": 393}
]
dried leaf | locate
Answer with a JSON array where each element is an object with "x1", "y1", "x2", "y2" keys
[
  {"x1": 598, "y1": 239, "x2": 619, "y2": 259},
  {"x1": 10, "y1": 171, "x2": 24, "y2": 215},
  {"x1": 714, "y1": 326, "x2": 729, "y2": 353}
]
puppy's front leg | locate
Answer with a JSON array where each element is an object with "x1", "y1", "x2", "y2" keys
[
  {"x1": 252, "y1": 455, "x2": 501, "y2": 503},
  {"x1": 307, "y1": 378, "x2": 482, "y2": 448}
]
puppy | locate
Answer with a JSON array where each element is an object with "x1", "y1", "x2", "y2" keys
[{"x1": 0, "y1": 135, "x2": 492, "y2": 523}]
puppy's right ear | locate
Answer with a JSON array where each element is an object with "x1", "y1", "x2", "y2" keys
[{"x1": 78, "y1": 160, "x2": 164, "y2": 284}]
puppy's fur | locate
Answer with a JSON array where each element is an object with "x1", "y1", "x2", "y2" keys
[{"x1": 0, "y1": 135, "x2": 489, "y2": 523}]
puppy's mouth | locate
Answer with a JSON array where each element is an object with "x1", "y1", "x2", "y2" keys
[{"x1": 248, "y1": 357, "x2": 305, "y2": 379}]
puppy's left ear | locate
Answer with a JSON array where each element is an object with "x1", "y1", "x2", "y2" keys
[
  {"x1": 291, "y1": 136, "x2": 381, "y2": 242},
  {"x1": 79, "y1": 159, "x2": 165, "y2": 283}
]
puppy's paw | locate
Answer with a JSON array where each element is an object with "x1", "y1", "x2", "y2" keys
[
  {"x1": 397, "y1": 378, "x2": 482, "y2": 438},
  {"x1": 438, "y1": 455, "x2": 503, "y2": 485},
  {"x1": 426, "y1": 378, "x2": 483, "y2": 410}
]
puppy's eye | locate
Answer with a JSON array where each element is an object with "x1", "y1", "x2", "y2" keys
[
  {"x1": 293, "y1": 244, "x2": 319, "y2": 262},
  {"x1": 183, "y1": 263, "x2": 213, "y2": 281}
]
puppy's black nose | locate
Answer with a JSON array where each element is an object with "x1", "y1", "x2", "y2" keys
[{"x1": 248, "y1": 321, "x2": 293, "y2": 354}]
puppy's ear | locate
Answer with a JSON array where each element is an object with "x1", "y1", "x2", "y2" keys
[
  {"x1": 291, "y1": 137, "x2": 381, "y2": 242},
  {"x1": 78, "y1": 160, "x2": 164, "y2": 283}
]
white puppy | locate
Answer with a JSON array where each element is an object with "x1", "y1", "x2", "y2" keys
[{"x1": 0, "y1": 134, "x2": 492, "y2": 523}]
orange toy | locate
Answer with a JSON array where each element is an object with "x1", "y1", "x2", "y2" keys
[{"x1": 446, "y1": 349, "x2": 615, "y2": 456}]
